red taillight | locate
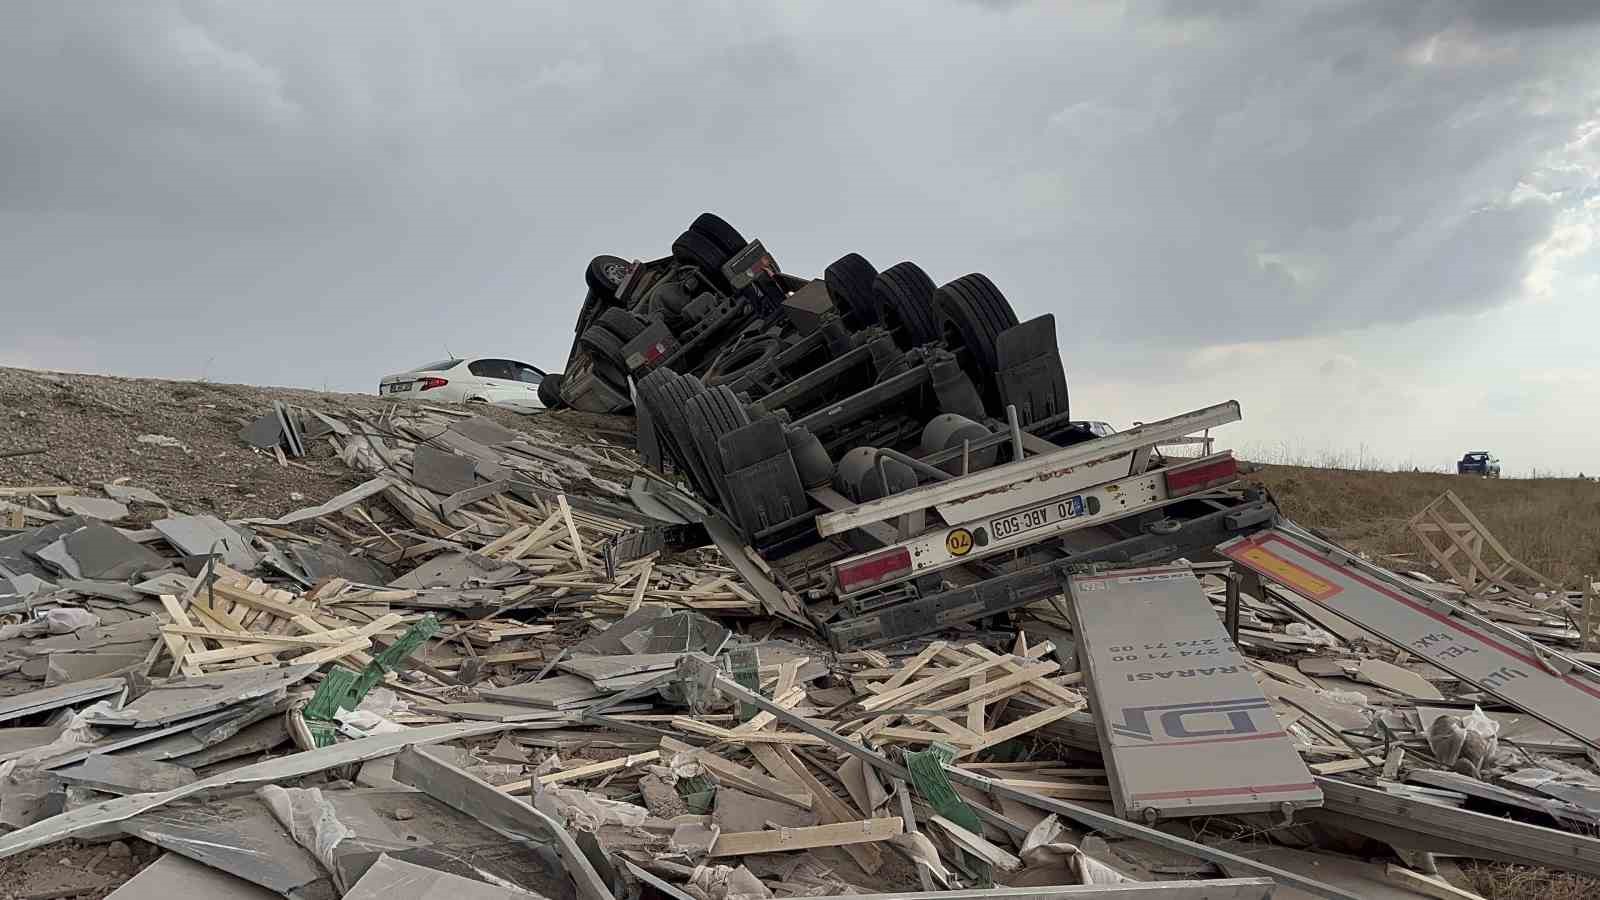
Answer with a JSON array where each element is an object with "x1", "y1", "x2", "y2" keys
[
  {"x1": 834, "y1": 547, "x2": 913, "y2": 594},
  {"x1": 1164, "y1": 454, "x2": 1238, "y2": 497},
  {"x1": 418, "y1": 377, "x2": 449, "y2": 391}
]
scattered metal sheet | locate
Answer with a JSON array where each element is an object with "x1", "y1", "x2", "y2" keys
[
  {"x1": 0, "y1": 678, "x2": 124, "y2": 725},
  {"x1": 393, "y1": 745, "x2": 613, "y2": 900},
  {"x1": 390, "y1": 552, "x2": 520, "y2": 590},
  {"x1": 1311, "y1": 775, "x2": 1600, "y2": 878},
  {"x1": 412, "y1": 445, "x2": 480, "y2": 496},
  {"x1": 1220, "y1": 524, "x2": 1600, "y2": 750},
  {"x1": 103, "y1": 482, "x2": 171, "y2": 508},
  {"x1": 54, "y1": 496, "x2": 130, "y2": 521},
  {"x1": 153, "y1": 514, "x2": 263, "y2": 570},
  {"x1": 412, "y1": 702, "x2": 576, "y2": 724},
  {"x1": 238, "y1": 412, "x2": 285, "y2": 450},
  {"x1": 753, "y1": 885, "x2": 1275, "y2": 899},
  {"x1": 82, "y1": 664, "x2": 317, "y2": 728},
  {"x1": 480, "y1": 674, "x2": 608, "y2": 710},
  {"x1": 106, "y1": 852, "x2": 280, "y2": 900},
  {"x1": 123, "y1": 795, "x2": 331, "y2": 898},
  {"x1": 343, "y1": 853, "x2": 543, "y2": 900},
  {"x1": 245, "y1": 477, "x2": 390, "y2": 526},
  {"x1": 449, "y1": 415, "x2": 519, "y2": 447},
  {"x1": 0, "y1": 721, "x2": 508, "y2": 860},
  {"x1": 37, "y1": 521, "x2": 168, "y2": 580},
  {"x1": 45, "y1": 651, "x2": 147, "y2": 685},
  {"x1": 291, "y1": 542, "x2": 395, "y2": 585},
  {"x1": 0, "y1": 515, "x2": 90, "y2": 579},
  {"x1": 557, "y1": 653, "x2": 687, "y2": 684},
  {"x1": 56, "y1": 754, "x2": 197, "y2": 795},
  {"x1": 1069, "y1": 565, "x2": 1321, "y2": 820}
]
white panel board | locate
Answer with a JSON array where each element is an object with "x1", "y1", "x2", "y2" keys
[{"x1": 1071, "y1": 565, "x2": 1321, "y2": 821}]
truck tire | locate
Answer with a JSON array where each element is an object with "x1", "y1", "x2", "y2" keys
[
  {"x1": 597, "y1": 307, "x2": 646, "y2": 343},
  {"x1": 578, "y1": 323, "x2": 627, "y2": 368},
  {"x1": 690, "y1": 213, "x2": 747, "y2": 257},
  {"x1": 537, "y1": 374, "x2": 565, "y2": 409},
  {"x1": 685, "y1": 386, "x2": 752, "y2": 506},
  {"x1": 586, "y1": 255, "x2": 631, "y2": 299},
  {"x1": 671, "y1": 230, "x2": 733, "y2": 292},
  {"x1": 705, "y1": 338, "x2": 781, "y2": 387},
  {"x1": 873, "y1": 262, "x2": 939, "y2": 349},
  {"x1": 654, "y1": 374, "x2": 717, "y2": 498},
  {"x1": 825, "y1": 253, "x2": 880, "y2": 328},
  {"x1": 933, "y1": 273, "x2": 1019, "y2": 401}
]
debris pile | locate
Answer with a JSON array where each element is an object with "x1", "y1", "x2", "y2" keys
[{"x1": 2, "y1": 214, "x2": 1600, "y2": 899}]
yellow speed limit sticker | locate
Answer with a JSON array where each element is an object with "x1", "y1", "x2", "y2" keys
[{"x1": 945, "y1": 528, "x2": 974, "y2": 557}]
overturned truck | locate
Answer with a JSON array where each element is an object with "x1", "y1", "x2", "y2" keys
[{"x1": 551, "y1": 213, "x2": 1277, "y2": 648}]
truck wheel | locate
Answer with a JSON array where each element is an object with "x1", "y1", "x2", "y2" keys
[
  {"x1": 934, "y1": 273, "x2": 1020, "y2": 404},
  {"x1": 537, "y1": 374, "x2": 565, "y2": 409},
  {"x1": 655, "y1": 374, "x2": 718, "y2": 498},
  {"x1": 690, "y1": 213, "x2": 747, "y2": 256},
  {"x1": 671, "y1": 230, "x2": 733, "y2": 292},
  {"x1": 597, "y1": 307, "x2": 646, "y2": 343},
  {"x1": 825, "y1": 253, "x2": 880, "y2": 328},
  {"x1": 578, "y1": 323, "x2": 627, "y2": 368},
  {"x1": 585, "y1": 255, "x2": 631, "y2": 299},
  {"x1": 873, "y1": 262, "x2": 939, "y2": 349},
  {"x1": 685, "y1": 386, "x2": 752, "y2": 506},
  {"x1": 705, "y1": 338, "x2": 781, "y2": 387}
]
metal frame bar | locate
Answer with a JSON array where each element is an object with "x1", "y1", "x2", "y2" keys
[{"x1": 816, "y1": 401, "x2": 1241, "y2": 537}]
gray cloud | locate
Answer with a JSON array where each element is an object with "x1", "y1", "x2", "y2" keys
[{"x1": 0, "y1": 0, "x2": 1597, "y2": 397}]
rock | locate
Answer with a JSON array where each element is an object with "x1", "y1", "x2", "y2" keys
[
  {"x1": 393, "y1": 807, "x2": 415, "y2": 821},
  {"x1": 107, "y1": 840, "x2": 132, "y2": 859}
]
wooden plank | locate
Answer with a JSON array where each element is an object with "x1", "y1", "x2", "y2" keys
[
  {"x1": 479, "y1": 523, "x2": 533, "y2": 556},
  {"x1": 670, "y1": 717, "x2": 825, "y2": 745},
  {"x1": 966, "y1": 669, "x2": 987, "y2": 736},
  {"x1": 858, "y1": 657, "x2": 997, "y2": 714},
  {"x1": 659, "y1": 737, "x2": 811, "y2": 808},
  {"x1": 496, "y1": 750, "x2": 661, "y2": 793},
  {"x1": 157, "y1": 595, "x2": 205, "y2": 677},
  {"x1": 955, "y1": 705, "x2": 1077, "y2": 756},
  {"x1": 1384, "y1": 865, "x2": 1486, "y2": 900},
  {"x1": 930, "y1": 814, "x2": 1021, "y2": 870},
  {"x1": 627, "y1": 559, "x2": 654, "y2": 615},
  {"x1": 772, "y1": 745, "x2": 883, "y2": 874},
  {"x1": 709, "y1": 818, "x2": 902, "y2": 857},
  {"x1": 557, "y1": 494, "x2": 586, "y2": 570},
  {"x1": 880, "y1": 642, "x2": 948, "y2": 692}
]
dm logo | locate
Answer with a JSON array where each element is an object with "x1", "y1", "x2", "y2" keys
[{"x1": 1111, "y1": 698, "x2": 1272, "y2": 743}]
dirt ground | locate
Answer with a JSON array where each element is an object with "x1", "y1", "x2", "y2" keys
[
  {"x1": 0, "y1": 839, "x2": 160, "y2": 900},
  {"x1": 0, "y1": 366, "x2": 631, "y2": 524}
]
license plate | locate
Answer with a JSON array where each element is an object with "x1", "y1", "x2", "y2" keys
[
  {"x1": 386, "y1": 382, "x2": 412, "y2": 393},
  {"x1": 989, "y1": 495, "x2": 1085, "y2": 542}
]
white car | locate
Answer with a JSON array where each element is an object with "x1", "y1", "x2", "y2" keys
[{"x1": 378, "y1": 357, "x2": 548, "y2": 410}]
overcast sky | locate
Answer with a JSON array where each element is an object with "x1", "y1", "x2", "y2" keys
[{"x1": 3, "y1": 1, "x2": 1597, "y2": 474}]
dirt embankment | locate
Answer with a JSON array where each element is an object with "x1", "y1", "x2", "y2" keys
[{"x1": 0, "y1": 366, "x2": 627, "y2": 524}]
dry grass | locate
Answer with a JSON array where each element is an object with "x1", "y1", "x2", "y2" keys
[
  {"x1": 1249, "y1": 464, "x2": 1600, "y2": 588},
  {"x1": 1465, "y1": 863, "x2": 1600, "y2": 899}
]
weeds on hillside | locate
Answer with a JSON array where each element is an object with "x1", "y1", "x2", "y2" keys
[{"x1": 1250, "y1": 465, "x2": 1600, "y2": 587}]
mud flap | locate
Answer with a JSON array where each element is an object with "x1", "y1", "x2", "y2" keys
[
  {"x1": 718, "y1": 417, "x2": 808, "y2": 539},
  {"x1": 994, "y1": 314, "x2": 1069, "y2": 426}
]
